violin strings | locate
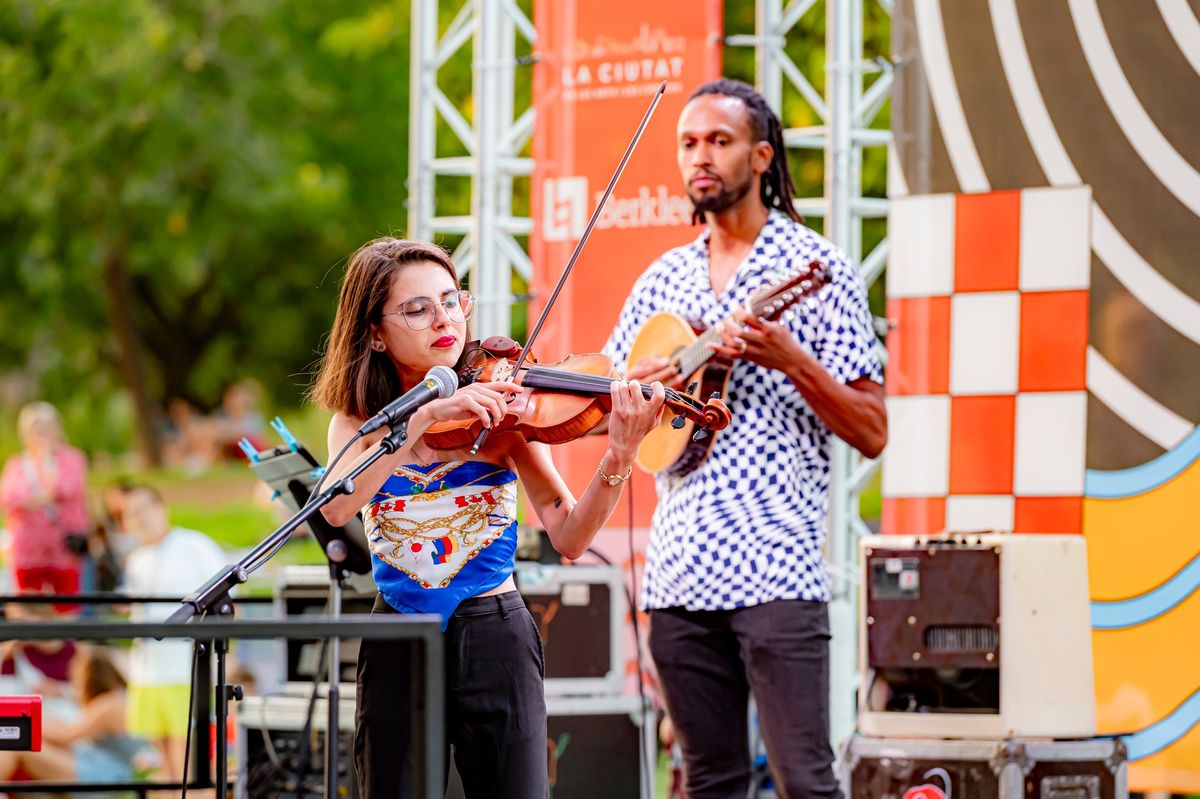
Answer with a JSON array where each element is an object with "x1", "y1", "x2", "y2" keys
[{"x1": 524, "y1": 366, "x2": 690, "y2": 407}]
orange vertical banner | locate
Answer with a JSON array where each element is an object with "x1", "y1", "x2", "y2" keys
[{"x1": 530, "y1": 0, "x2": 723, "y2": 527}]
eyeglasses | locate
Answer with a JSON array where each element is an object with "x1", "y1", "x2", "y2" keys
[{"x1": 382, "y1": 290, "x2": 475, "y2": 331}]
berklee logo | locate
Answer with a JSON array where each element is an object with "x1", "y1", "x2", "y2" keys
[{"x1": 542, "y1": 176, "x2": 588, "y2": 241}]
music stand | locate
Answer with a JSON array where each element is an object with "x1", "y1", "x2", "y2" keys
[{"x1": 245, "y1": 424, "x2": 372, "y2": 797}]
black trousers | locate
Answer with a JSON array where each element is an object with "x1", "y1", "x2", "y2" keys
[
  {"x1": 354, "y1": 590, "x2": 548, "y2": 799},
  {"x1": 649, "y1": 600, "x2": 843, "y2": 799}
]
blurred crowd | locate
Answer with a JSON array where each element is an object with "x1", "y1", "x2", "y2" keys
[
  {"x1": 0, "y1": 398, "x2": 237, "y2": 791},
  {"x1": 163, "y1": 380, "x2": 270, "y2": 473}
]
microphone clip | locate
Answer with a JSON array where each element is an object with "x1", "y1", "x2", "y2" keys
[{"x1": 379, "y1": 418, "x2": 410, "y2": 454}]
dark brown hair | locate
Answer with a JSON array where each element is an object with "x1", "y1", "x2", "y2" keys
[
  {"x1": 688, "y1": 78, "x2": 803, "y2": 225},
  {"x1": 310, "y1": 237, "x2": 461, "y2": 420},
  {"x1": 77, "y1": 647, "x2": 127, "y2": 704}
]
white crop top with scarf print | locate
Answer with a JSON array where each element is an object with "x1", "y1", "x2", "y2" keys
[{"x1": 363, "y1": 460, "x2": 518, "y2": 628}]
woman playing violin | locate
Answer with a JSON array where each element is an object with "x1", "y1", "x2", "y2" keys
[{"x1": 311, "y1": 237, "x2": 664, "y2": 799}]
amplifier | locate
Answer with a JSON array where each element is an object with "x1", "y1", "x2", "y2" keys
[
  {"x1": 515, "y1": 562, "x2": 625, "y2": 696},
  {"x1": 238, "y1": 693, "x2": 357, "y2": 799},
  {"x1": 858, "y1": 534, "x2": 1095, "y2": 739},
  {"x1": 446, "y1": 695, "x2": 654, "y2": 799},
  {"x1": 240, "y1": 694, "x2": 654, "y2": 799},
  {"x1": 275, "y1": 566, "x2": 376, "y2": 689},
  {"x1": 0, "y1": 696, "x2": 41, "y2": 752}
]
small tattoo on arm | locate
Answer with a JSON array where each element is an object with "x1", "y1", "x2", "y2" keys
[{"x1": 554, "y1": 497, "x2": 563, "y2": 508}]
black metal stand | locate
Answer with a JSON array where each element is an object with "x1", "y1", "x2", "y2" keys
[
  {"x1": 323, "y1": 548, "x2": 350, "y2": 797},
  {"x1": 165, "y1": 420, "x2": 412, "y2": 798}
]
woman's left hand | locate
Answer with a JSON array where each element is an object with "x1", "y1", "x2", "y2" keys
[{"x1": 607, "y1": 379, "x2": 666, "y2": 459}]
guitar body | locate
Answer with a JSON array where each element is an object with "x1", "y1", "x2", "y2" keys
[
  {"x1": 627, "y1": 312, "x2": 730, "y2": 475},
  {"x1": 623, "y1": 258, "x2": 828, "y2": 475}
]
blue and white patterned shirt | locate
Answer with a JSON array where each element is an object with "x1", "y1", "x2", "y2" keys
[{"x1": 603, "y1": 211, "x2": 881, "y2": 611}]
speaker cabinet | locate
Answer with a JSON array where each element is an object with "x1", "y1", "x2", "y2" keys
[{"x1": 858, "y1": 534, "x2": 1096, "y2": 739}]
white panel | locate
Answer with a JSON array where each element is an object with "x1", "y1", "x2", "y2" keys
[
  {"x1": 946, "y1": 495, "x2": 1014, "y2": 532},
  {"x1": 886, "y1": 195, "x2": 956, "y2": 298},
  {"x1": 950, "y1": 292, "x2": 1020, "y2": 395},
  {"x1": 882, "y1": 395, "x2": 950, "y2": 497},
  {"x1": 1014, "y1": 392, "x2": 1088, "y2": 495},
  {"x1": 1020, "y1": 186, "x2": 1091, "y2": 291}
]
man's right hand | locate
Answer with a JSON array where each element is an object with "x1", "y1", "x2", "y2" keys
[{"x1": 626, "y1": 355, "x2": 684, "y2": 389}]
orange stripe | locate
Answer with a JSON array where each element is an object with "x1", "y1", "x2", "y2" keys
[
  {"x1": 1014, "y1": 496, "x2": 1082, "y2": 534},
  {"x1": 1018, "y1": 290, "x2": 1089, "y2": 392},
  {"x1": 954, "y1": 191, "x2": 1021, "y2": 293},
  {"x1": 882, "y1": 497, "x2": 947, "y2": 535},
  {"x1": 949, "y1": 395, "x2": 1016, "y2": 494},
  {"x1": 886, "y1": 296, "x2": 952, "y2": 396}
]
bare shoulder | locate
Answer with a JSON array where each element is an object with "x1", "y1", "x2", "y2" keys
[{"x1": 326, "y1": 412, "x2": 372, "y2": 455}]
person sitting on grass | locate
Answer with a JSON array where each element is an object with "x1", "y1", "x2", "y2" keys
[{"x1": 0, "y1": 645, "x2": 151, "y2": 784}]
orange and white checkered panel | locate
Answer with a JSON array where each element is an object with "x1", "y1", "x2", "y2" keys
[{"x1": 882, "y1": 186, "x2": 1091, "y2": 535}]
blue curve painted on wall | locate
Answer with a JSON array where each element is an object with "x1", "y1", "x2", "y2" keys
[
  {"x1": 1085, "y1": 426, "x2": 1200, "y2": 499},
  {"x1": 1091, "y1": 553, "x2": 1200, "y2": 630},
  {"x1": 1124, "y1": 689, "x2": 1200, "y2": 761}
]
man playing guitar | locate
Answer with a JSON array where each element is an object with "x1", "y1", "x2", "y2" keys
[{"x1": 603, "y1": 78, "x2": 887, "y2": 799}]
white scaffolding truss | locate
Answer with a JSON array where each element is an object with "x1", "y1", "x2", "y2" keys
[
  {"x1": 407, "y1": 0, "x2": 536, "y2": 339},
  {"x1": 408, "y1": 0, "x2": 891, "y2": 754}
]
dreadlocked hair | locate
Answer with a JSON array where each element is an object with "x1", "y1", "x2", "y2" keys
[{"x1": 688, "y1": 78, "x2": 803, "y2": 225}]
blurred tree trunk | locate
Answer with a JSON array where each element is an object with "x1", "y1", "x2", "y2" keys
[{"x1": 102, "y1": 249, "x2": 163, "y2": 467}]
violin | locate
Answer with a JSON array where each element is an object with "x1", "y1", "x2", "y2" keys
[
  {"x1": 420, "y1": 336, "x2": 732, "y2": 452},
  {"x1": 418, "y1": 82, "x2": 733, "y2": 455}
]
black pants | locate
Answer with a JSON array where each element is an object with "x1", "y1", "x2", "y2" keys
[
  {"x1": 649, "y1": 600, "x2": 843, "y2": 799},
  {"x1": 354, "y1": 591, "x2": 548, "y2": 799}
]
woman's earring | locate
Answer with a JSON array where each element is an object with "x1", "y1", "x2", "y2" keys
[{"x1": 374, "y1": 341, "x2": 386, "y2": 352}]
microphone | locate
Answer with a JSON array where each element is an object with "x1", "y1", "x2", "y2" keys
[{"x1": 357, "y1": 365, "x2": 458, "y2": 436}]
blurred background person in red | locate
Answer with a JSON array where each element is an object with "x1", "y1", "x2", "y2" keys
[{"x1": 0, "y1": 401, "x2": 89, "y2": 605}]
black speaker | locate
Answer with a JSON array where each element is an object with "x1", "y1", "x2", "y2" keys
[{"x1": 445, "y1": 696, "x2": 653, "y2": 799}]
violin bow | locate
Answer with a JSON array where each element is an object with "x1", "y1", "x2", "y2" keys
[{"x1": 470, "y1": 80, "x2": 669, "y2": 454}]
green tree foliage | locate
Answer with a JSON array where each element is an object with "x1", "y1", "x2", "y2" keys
[
  {"x1": 0, "y1": 0, "x2": 413, "y2": 461},
  {"x1": 0, "y1": 0, "x2": 889, "y2": 462}
]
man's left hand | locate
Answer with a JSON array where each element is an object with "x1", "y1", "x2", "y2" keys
[{"x1": 707, "y1": 308, "x2": 806, "y2": 374}]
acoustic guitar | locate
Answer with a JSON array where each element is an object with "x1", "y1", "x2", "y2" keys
[{"x1": 626, "y1": 260, "x2": 829, "y2": 474}]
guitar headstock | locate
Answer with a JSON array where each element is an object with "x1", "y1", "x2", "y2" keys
[{"x1": 747, "y1": 260, "x2": 829, "y2": 322}]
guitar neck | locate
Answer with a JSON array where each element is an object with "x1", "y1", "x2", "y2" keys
[{"x1": 673, "y1": 328, "x2": 722, "y2": 378}]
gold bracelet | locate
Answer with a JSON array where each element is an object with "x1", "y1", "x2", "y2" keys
[{"x1": 597, "y1": 462, "x2": 633, "y2": 487}]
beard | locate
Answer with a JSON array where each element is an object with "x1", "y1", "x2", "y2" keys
[{"x1": 687, "y1": 170, "x2": 755, "y2": 216}]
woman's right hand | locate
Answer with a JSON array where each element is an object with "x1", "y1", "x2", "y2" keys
[{"x1": 418, "y1": 381, "x2": 524, "y2": 429}]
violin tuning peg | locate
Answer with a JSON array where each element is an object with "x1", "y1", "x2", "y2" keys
[
  {"x1": 686, "y1": 380, "x2": 699, "y2": 395},
  {"x1": 708, "y1": 391, "x2": 721, "y2": 401},
  {"x1": 671, "y1": 415, "x2": 687, "y2": 430},
  {"x1": 692, "y1": 429, "x2": 709, "y2": 442}
]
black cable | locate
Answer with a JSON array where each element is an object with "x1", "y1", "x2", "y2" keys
[
  {"x1": 179, "y1": 641, "x2": 202, "y2": 798},
  {"x1": 310, "y1": 431, "x2": 363, "y2": 499}
]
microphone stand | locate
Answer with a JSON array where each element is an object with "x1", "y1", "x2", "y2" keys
[{"x1": 165, "y1": 419, "x2": 413, "y2": 799}]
